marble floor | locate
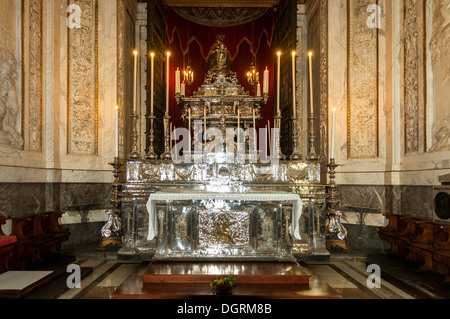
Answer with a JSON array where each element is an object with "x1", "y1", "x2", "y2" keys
[{"x1": 1, "y1": 246, "x2": 449, "y2": 300}]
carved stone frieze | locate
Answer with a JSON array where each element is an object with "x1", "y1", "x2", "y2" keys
[
  {"x1": 68, "y1": 0, "x2": 98, "y2": 156},
  {"x1": 347, "y1": 0, "x2": 378, "y2": 159}
]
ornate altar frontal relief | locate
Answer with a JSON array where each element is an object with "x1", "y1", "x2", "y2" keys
[{"x1": 198, "y1": 206, "x2": 251, "y2": 249}]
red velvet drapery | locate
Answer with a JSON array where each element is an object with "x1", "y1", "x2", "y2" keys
[{"x1": 165, "y1": 8, "x2": 276, "y2": 133}]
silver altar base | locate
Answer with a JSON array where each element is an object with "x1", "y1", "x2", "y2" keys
[
  {"x1": 118, "y1": 155, "x2": 329, "y2": 262},
  {"x1": 152, "y1": 200, "x2": 294, "y2": 262}
]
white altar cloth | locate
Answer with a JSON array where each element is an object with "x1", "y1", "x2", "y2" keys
[{"x1": 146, "y1": 192, "x2": 303, "y2": 241}]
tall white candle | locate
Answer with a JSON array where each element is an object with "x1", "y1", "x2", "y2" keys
[
  {"x1": 175, "y1": 67, "x2": 180, "y2": 95},
  {"x1": 331, "y1": 108, "x2": 336, "y2": 159},
  {"x1": 267, "y1": 120, "x2": 271, "y2": 156},
  {"x1": 133, "y1": 50, "x2": 138, "y2": 113},
  {"x1": 263, "y1": 66, "x2": 269, "y2": 95},
  {"x1": 188, "y1": 108, "x2": 191, "y2": 150},
  {"x1": 174, "y1": 125, "x2": 177, "y2": 159},
  {"x1": 166, "y1": 51, "x2": 170, "y2": 115},
  {"x1": 204, "y1": 106, "x2": 207, "y2": 133},
  {"x1": 237, "y1": 108, "x2": 240, "y2": 151},
  {"x1": 115, "y1": 105, "x2": 119, "y2": 158},
  {"x1": 253, "y1": 109, "x2": 257, "y2": 153},
  {"x1": 308, "y1": 51, "x2": 314, "y2": 115},
  {"x1": 150, "y1": 52, "x2": 154, "y2": 116},
  {"x1": 170, "y1": 122, "x2": 173, "y2": 151},
  {"x1": 277, "y1": 51, "x2": 281, "y2": 115},
  {"x1": 257, "y1": 82, "x2": 261, "y2": 97},
  {"x1": 181, "y1": 82, "x2": 185, "y2": 97},
  {"x1": 292, "y1": 51, "x2": 296, "y2": 118}
]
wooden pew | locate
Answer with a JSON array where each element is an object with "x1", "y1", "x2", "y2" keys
[
  {"x1": 11, "y1": 212, "x2": 70, "y2": 269},
  {"x1": 0, "y1": 216, "x2": 18, "y2": 272},
  {"x1": 378, "y1": 214, "x2": 450, "y2": 281}
]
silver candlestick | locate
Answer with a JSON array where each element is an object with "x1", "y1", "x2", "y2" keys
[
  {"x1": 307, "y1": 116, "x2": 319, "y2": 160},
  {"x1": 325, "y1": 158, "x2": 348, "y2": 250},
  {"x1": 99, "y1": 157, "x2": 123, "y2": 250},
  {"x1": 290, "y1": 116, "x2": 302, "y2": 160},
  {"x1": 274, "y1": 114, "x2": 285, "y2": 161},
  {"x1": 128, "y1": 113, "x2": 140, "y2": 160},
  {"x1": 161, "y1": 114, "x2": 172, "y2": 160},
  {"x1": 146, "y1": 115, "x2": 158, "y2": 160}
]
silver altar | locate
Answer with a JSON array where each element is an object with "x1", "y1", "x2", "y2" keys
[
  {"x1": 115, "y1": 36, "x2": 329, "y2": 261},
  {"x1": 119, "y1": 156, "x2": 328, "y2": 261}
]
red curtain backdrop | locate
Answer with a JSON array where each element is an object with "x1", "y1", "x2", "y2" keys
[{"x1": 165, "y1": 8, "x2": 276, "y2": 132}]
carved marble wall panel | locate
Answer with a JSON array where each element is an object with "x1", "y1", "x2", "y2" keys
[
  {"x1": 319, "y1": 0, "x2": 328, "y2": 162},
  {"x1": 67, "y1": 0, "x2": 98, "y2": 156},
  {"x1": 347, "y1": 0, "x2": 379, "y2": 159},
  {"x1": 0, "y1": 0, "x2": 23, "y2": 149},
  {"x1": 26, "y1": 0, "x2": 43, "y2": 152},
  {"x1": 403, "y1": 0, "x2": 426, "y2": 155},
  {"x1": 117, "y1": 0, "x2": 125, "y2": 159},
  {"x1": 429, "y1": 0, "x2": 450, "y2": 152}
]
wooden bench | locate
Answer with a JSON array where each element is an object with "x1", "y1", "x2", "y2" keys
[
  {"x1": 10, "y1": 212, "x2": 70, "y2": 270},
  {"x1": 0, "y1": 216, "x2": 18, "y2": 272},
  {"x1": 379, "y1": 214, "x2": 450, "y2": 281}
]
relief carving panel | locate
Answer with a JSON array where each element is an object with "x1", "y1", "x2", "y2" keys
[
  {"x1": 67, "y1": 0, "x2": 98, "y2": 155},
  {"x1": 0, "y1": 0, "x2": 23, "y2": 149},
  {"x1": 429, "y1": 0, "x2": 450, "y2": 152},
  {"x1": 28, "y1": 0, "x2": 43, "y2": 152},
  {"x1": 347, "y1": 0, "x2": 379, "y2": 159},
  {"x1": 404, "y1": 0, "x2": 426, "y2": 154}
]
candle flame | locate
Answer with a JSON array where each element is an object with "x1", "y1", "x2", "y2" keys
[
  {"x1": 333, "y1": 107, "x2": 336, "y2": 112},
  {"x1": 308, "y1": 51, "x2": 313, "y2": 57},
  {"x1": 277, "y1": 51, "x2": 281, "y2": 56},
  {"x1": 115, "y1": 105, "x2": 119, "y2": 111},
  {"x1": 292, "y1": 51, "x2": 296, "y2": 56},
  {"x1": 150, "y1": 52, "x2": 154, "y2": 57},
  {"x1": 166, "y1": 51, "x2": 171, "y2": 56},
  {"x1": 133, "y1": 50, "x2": 138, "y2": 55}
]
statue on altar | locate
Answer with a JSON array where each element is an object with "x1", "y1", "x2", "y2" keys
[{"x1": 206, "y1": 35, "x2": 233, "y2": 78}]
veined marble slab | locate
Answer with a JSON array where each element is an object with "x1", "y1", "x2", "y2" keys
[{"x1": 0, "y1": 271, "x2": 53, "y2": 291}]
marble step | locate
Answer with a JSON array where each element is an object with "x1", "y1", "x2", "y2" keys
[{"x1": 141, "y1": 261, "x2": 311, "y2": 285}]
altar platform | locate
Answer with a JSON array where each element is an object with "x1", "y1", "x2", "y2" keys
[{"x1": 112, "y1": 261, "x2": 341, "y2": 299}]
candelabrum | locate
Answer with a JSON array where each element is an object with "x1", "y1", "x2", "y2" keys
[
  {"x1": 274, "y1": 114, "x2": 285, "y2": 161},
  {"x1": 307, "y1": 116, "x2": 319, "y2": 161},
  {"x1": 99, "y1": 157, "x2": 123, "y2": 250},
  {"x1": 290, "y1": 116, "x2": 302, "y2": 160},
  {"x1": 146, "y1": 115, "x2": 158, "y2": 159},
  {"x1": 128, "y1": 113, "x2": 140, "y2": 160},
  {"x1": 161, "y1": 114, "x2": 172, "y2": 160},
  {"x1": 325, "y1": 158, "x2": 348, "y2": 250}
]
